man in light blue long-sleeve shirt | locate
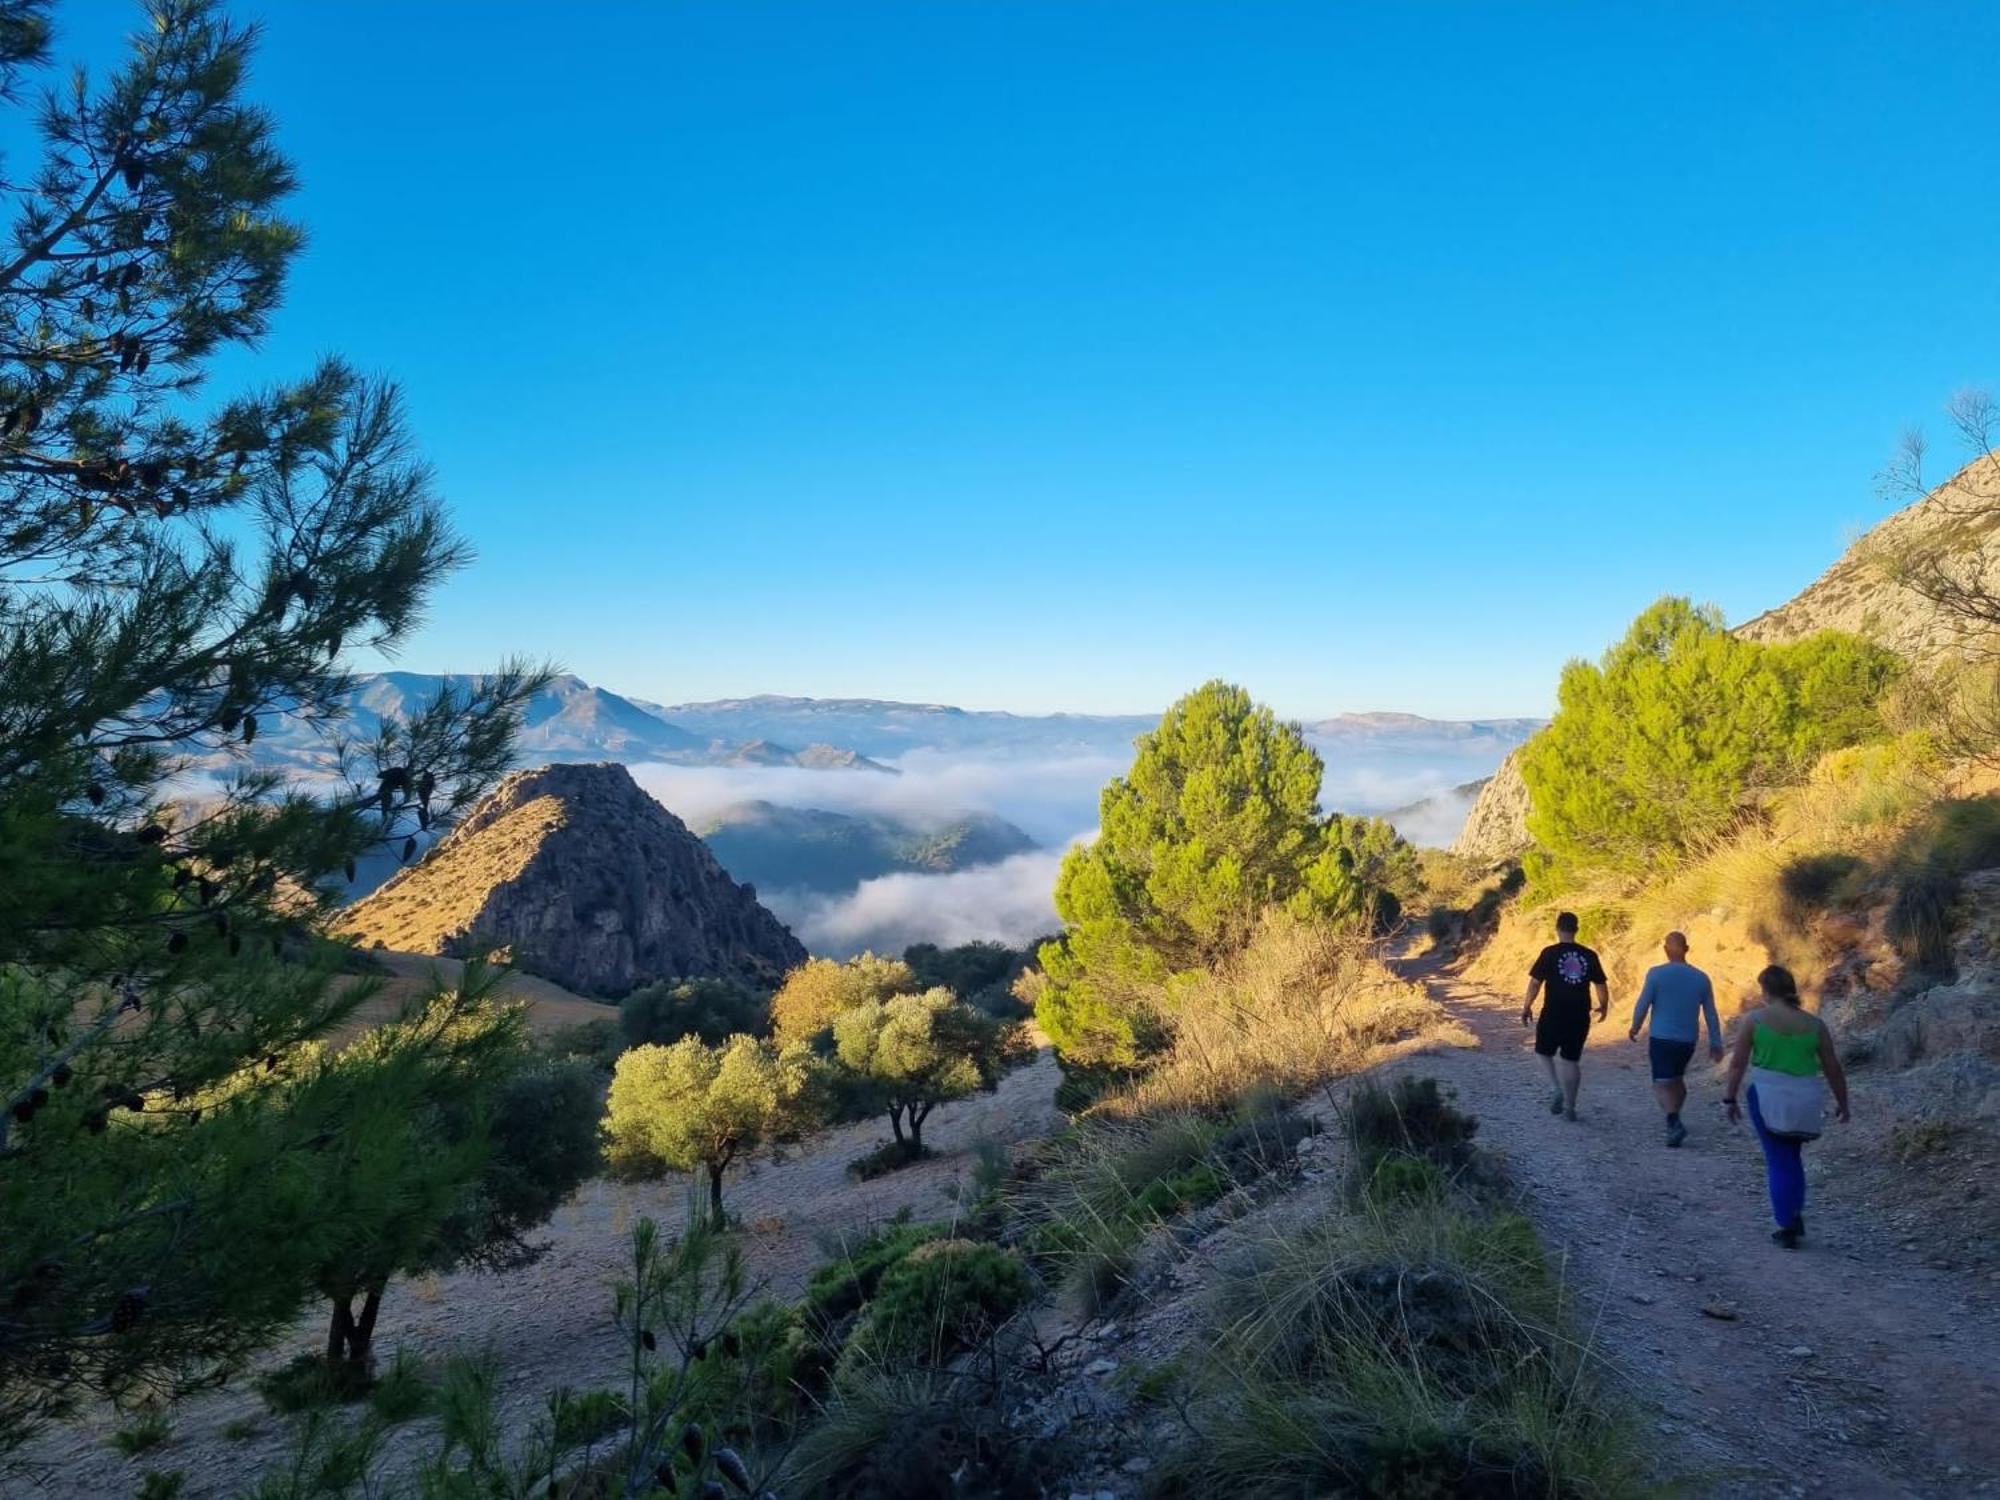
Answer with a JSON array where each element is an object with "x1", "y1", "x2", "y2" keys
[{"x1": 1628, "y1": 931, "x2": 1723, "y2": 1148}]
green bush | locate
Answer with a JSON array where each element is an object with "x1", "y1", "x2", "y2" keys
[
  {"x1": 1521, "y1": 599, "x2": 1899, "y2": 888},
  {"x1": 546, "y1": 1385, "x2": 630, "y2": 1451},
  {"x1": 846, "y1": 1139, "x2": 929, "y2": 1181},
  {"x1": 1888, "y1": 867, "x2": 1961, "y2": 974},
  {"x1": 136, "y1": 1471, "x2": 186, "y2": 1500},
  {"x1": 782, "y1": 1373, "x2": 1063, "y2": 1500},
  {"x1": 256, "y1": 1352, "x2": 371, "y2": 1414},
  {"x1": 109, "y1": 1409, "x2": 173, "y2": 1457},
  {"x1": 1345, "y1": 1076, "x2": 1478, "y2": 1178},
  {"x1": 620, "y1": 976, "x2": 769, "y2": 1049},
  {"x1": 837, "y1": 1240, "x2": 1032, "y2": 1374},
  {"x1": 804, "y1": 1216, "x2": 943, "y2": 1325},
  {"x1": 539, "y1": 1015, "x2": 624, "y2": 1070},
  {"x1": 1778, "y1": 851, "x2": 1867, "y2": 911},
  {"x1": 1366, "y1": 1152, "x2": 1447, "y2": 1205},
  {"x1": 365, "y1": 1349, "x2": 432, "y2": 1424}
]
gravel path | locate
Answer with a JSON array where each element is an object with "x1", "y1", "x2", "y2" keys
[{"x1": 1406, "y1": 960, "x2": 2000, "y2": 1498}]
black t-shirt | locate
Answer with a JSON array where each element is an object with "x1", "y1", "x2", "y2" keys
[{"x1": 1530, "y1": 942, "x2": 1606, "y2": 1012}]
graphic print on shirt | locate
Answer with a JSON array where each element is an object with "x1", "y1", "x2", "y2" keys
[{"x1": 1555, "y1": 949, "x2": 1592, "y2": 987}]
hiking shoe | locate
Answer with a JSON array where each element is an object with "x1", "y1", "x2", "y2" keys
[
  {"x1": 1790, "y1": 1215, "x2": 1806, "y2": 1243},
  {"x1": 1549, "y1": 1090, "x2": 1566, "y2": 1116},
  {"x1": 1564, "y1": 1107, "x2": 1579, "y2": 1123},
  {"x1": 1772, "y1": 1226, "x2": 1801, "y2": 1250},
  {"x1": 1665, "y1": 1121, "x2": 1688, "y2": 1148}
]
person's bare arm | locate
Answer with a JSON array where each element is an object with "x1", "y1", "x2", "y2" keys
[
  {"x1": 1591, "y1": 980, "x2": 1609, "y2": 1022},
  {"x1": 1818, "y1": 1020, "x2": 1851, "y2": 1123},
  {"x1": 1521, "y1": 978, "x2": 1542, "y2": 1027},
  {"x1": 1722, "y1": 1011, "x2": 1755, "y2": 1123}
]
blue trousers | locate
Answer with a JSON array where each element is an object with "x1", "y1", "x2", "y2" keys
[{"x1": 1747, "y1": 1085, "x2": 1807, "y2": 1229}]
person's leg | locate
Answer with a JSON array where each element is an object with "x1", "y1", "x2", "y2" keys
[
  {"x1": 1557, "y1": 1055, "x2": 1581, "y2": 1113},
  {"x1": 1747, "y1": 1087, "x2": 1806, "y2": 1241},
  {"x1": 1534, "y1": 1017, "x2": 1565, "y2": 1113}
]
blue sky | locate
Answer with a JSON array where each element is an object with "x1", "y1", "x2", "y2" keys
[{"x1": 58, "y1": 2, "x2": 2000, "y2": 717}]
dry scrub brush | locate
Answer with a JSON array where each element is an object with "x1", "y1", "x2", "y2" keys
[{"x1": 1109, "y1": 914, "x2": 1460, "y2": 1121}]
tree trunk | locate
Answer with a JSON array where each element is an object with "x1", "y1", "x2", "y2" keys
[
  {"x1": 706, "y1": 1161, "x2": 725, "y2": 1222},
  {"x1": 888, "y1": 1105, "x2": 905, "y2": 1144},
  {"x1": 325, "y1": 1282, "x2": 387, "y2": 1374},
  {"x1": 909, "y1": 1102, "x2": 931, "y2": 1151}
]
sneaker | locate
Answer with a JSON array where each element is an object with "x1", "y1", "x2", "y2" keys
[
  {"x1": 1771, "y1": 1226, "x2": 1801, "y2": 1250},
  {"x1": 1665, "y1": 1121, "x2": 1688, "y2": 1148},
  {"x1": 1549, "y1": 1090, "x2": 1566, "y2": 1116},
  {"x1": 1564, "y1": 1107, "x2": 1579, "y2": 1123},
  {"x1": 1790, "y1": 1215, "x2": 1806, "y2": 1243}
]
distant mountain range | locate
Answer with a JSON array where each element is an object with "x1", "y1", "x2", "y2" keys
[
  {"x1": 196, "y1": 673, "x2": 1539, "y2": 785},
  {"x1": 693, "y1": 800, "x2": 1038, "y2": 897}
]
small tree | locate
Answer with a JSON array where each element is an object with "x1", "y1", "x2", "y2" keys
[
  {"x1": 620, "y1": 976, "x2": 769, "y2": 1049},
  {"x1": 832, "y1": 989, "x2": 1011, "y2": 1153},
  {"x1": 769, "y1": 953, "x2": 917, "y2": 1044},
  {"x1": 604, "y1": 1035, "x2": 817, "y2": 1219},
  {"x1": 1034, "y1": 681, "x2": 1388, "y2": 1068},
  {"x1": 275, "y1": 967, "x2": 554, "y2": 1377}
]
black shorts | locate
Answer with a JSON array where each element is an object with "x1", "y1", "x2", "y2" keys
[
  {"x1": 1534, "y1": 1004, "x2": 1589, "y2": 1062},
  {"x1": 1649, "y1": 1037, "x2": 1696, "y2": 1083}
]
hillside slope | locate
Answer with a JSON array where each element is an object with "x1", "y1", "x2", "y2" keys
[
  {"x1": 336, "y1": 762, "x2": 805, "y2": 996},
  {"x1": 696, "y1": 800, "x2": 1036, "y2": 896},
  {"x1": 1454, "y1": 451, "x2": 2000, "y2": 862}
]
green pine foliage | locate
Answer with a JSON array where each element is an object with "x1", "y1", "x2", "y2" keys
[
  {"x1": 1521, "y1": 598, "x2": 1900, "y2": 889},
  {"x1": 1035, "y1": 680, "x2": 1412, "y2": 1068},
  {"x1": 0, "y1": 0, "x2": 543, "y2": 1452}
]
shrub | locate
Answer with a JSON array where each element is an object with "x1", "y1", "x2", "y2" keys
[
  {"x1": 620, "y1": 976, "x2": 768, "y2": 1049},
  {"x1": 1152, "y1": 1151, "x2": 1642, "y2": 1499},
  {"x1": 546, "y1": 1386, "x2": 630, "y2": 1452},
  {"x1": 904, "y1": 940, "x2": 1037, "y2": 1018},
  {"x1": 109, "y1": 1409, "x2": 173, "y2": 1457},
  {"x1": 804, "y1": 1216, "x2": 942, "y2": 1325},
  {"x1": 1778, "y1": 852, "x2": 1867, "y2": 911},
  {"x1": 782, "y1": 1372, "x2": 1062, "y2": 1500},
  {"x1": 136, "y1": 1471, "x2": 186, "y2": 1500},
  {"x1": 837, "y1": 1240, "x2": 1032, "y2": 1374},
  {"x1": 846, "y1": 1138, "x2": 928, "y2": 1181},
  {"x1": 1345, "y1": 1076, "x2": 1478, "y2": 1179},
  {"x1": 256, "y1": 1352, "x2": 371, "y2": 1414},
  {"x1": 1887, "y1": 867, "x2": 1961, "y2": 975},
  {"x1": 539, "y1": 1015, "x2": 624, "y2": 1070},
  {"x1": 366, "y1": 1349, "x2": 432, "y2": 1424}
]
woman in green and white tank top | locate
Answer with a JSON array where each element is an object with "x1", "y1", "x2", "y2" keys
[{"x1": 1721, "y1": 965, "x2": 1851, "y2": 1250}]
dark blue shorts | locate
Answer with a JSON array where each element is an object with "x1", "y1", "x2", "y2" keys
[{"x1": 1649, "y1": 1037, "x2": 1696, "y2": 1083}]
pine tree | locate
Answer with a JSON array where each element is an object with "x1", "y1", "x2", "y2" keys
[
  {"x1": 0, "y1": 1, "x2": 541, "y2": 1450},
  {"x1": 1034, "y1": 681, "x2": 1399, "y2": 1068}
]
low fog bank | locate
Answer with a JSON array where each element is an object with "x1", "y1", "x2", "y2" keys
[
  {"x1": 1384, "y1": 783, "x2": 1483, "y2": 849},
  {"x1": 762, "y1": 844, "x2": 1078, "y2": 958},
  {"x1": 630, "y1": 749, "x2": 1123, "y2": 847}
]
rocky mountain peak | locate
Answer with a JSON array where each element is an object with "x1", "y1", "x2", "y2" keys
[{"x1": 336, "y1": 761, "x2": 806, "y2": 996}]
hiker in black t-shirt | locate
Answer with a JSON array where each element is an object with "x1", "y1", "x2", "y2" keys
[{"x1": 1521, "y1": 911, "x2": 1610, "y2": 1122}]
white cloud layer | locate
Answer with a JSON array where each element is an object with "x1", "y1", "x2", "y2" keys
[{"x1": 763, "y1": 844, "x2": 1081, "y2": 958}]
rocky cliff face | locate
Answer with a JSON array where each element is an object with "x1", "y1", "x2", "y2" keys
[
  {"x1": 1450, "y1": 750, "x2": 1532, "y2": 862},
  {"x1": 337, "y1": 762, "x2": 806, "y2": 996},
  {"x1": 1737, "y1": 450, "x2": 2000, "y2": 654}
]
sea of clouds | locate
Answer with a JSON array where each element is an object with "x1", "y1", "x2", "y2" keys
[{"x1": 629, "y1": 746, "x2": 1492, "y2": 957}]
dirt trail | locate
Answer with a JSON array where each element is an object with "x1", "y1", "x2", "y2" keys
[{"x1": 1402, "y1": 959, "x2": 2000, "y2": 1498}]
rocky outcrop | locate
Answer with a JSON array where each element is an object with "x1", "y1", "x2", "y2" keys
[
  {"x1": 1737, "y1": 450, "x2": 2000, "y2": 654},
  {"x1": 337, "y1": 762, "x2": 806, "y2": 996},
  {"x1": 1450, "y1": 748, "x2": 1533, "y2": 862}
]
